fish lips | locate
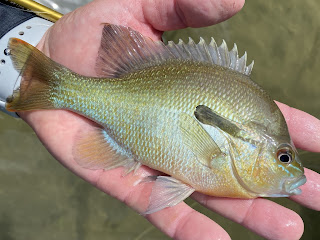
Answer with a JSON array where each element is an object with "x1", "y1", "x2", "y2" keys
[
  {"x1": 284, "y1": 175, "x2": 307, "y2": 195},
  {"x1": 266, "y1": 175, "x2": 307, "y2": 197}
]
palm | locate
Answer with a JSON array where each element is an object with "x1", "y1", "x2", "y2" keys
[{"x1": 18, "y1": 0, "x2": 320, "y2": 239}]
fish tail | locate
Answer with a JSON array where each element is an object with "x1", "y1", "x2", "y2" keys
[{"x1": 6, "y1": 38, "x2": 62, "y2": 112}]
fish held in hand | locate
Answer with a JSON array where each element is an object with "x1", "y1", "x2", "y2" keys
[{"x1": 5, "y1": 24, "x2": 306, "y2": 214}]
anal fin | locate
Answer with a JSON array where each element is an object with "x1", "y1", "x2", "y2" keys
[
  {"x1": 143, "y1": 176, "x2": 195, "y2": 215},
  {"x1": 73, "y1": 127, "x2": 140, "y2": 175}
]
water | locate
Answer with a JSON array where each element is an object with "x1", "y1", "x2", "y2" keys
[{"x1": 0, "y1": 0, "x2": 319, "y2": 239}]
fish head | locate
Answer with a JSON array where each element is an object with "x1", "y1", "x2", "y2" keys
[
  {"x1": 250, "y1": 109, "x2": 306, "y2": 197},
  {"x1": 232, "y1": 135, "x2": 306, "y2": 198},
  {"x1": 259, "y1": 141, "x2": 306, "y2": 197}
]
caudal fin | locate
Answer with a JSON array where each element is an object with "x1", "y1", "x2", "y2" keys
[{"x1": 6, "y1": 38, "x2": 64, "y2": 112}]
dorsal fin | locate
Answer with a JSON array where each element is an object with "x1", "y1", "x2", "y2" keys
[
  {"x1": 95, "y1": 24, "x2": 254, "y2": 78},
  {"x1": 95, "y1": 24, "x2": 170, "y2": 78}
]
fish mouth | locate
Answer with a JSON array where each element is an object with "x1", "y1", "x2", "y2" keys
[{"x1": 283, "y1": 175, "x2": 307, "y2": 195}]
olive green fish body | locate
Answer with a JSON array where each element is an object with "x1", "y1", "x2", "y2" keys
[
  {"x1": 51, "y1": 62, "x2": 247, "y2": 196},
  {"x1": 6, "y1": 25, "x2": 306, "y2": 214},
  {"x1": 51, "y1": 60, "x2": 290, "y2": 197}
]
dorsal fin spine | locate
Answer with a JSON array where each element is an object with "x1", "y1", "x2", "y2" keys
[
  {"x1": 229, "y1": 43, "x2": 238, "y2": 69},
  {"x1": 95, "y1": 24, "x2": 254, "y2": 78},
  {"x1": 208, "y1": 38, "x2": 220, "y2": 65},
  {"x1": 199, "y1": 37, "x2": 212, "y2": 64}
]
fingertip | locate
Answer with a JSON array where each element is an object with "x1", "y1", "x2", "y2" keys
[
  {"x1": 242, "y1": 199, "x2": 304, "y2": 240},
  {"x1": 176, "y1": 0, "x2": 246, "y2": 28},
  {"x1": 290, "y1": 168, "x2": 320, "y2": 211},
  {"x1": 217, "y1": 0, "x2": 246, "y2": 22},
  {"x1": 276, "y1": 210, "x2": 304, "y2": 240},
  {"x1": 142, "y1": 0, "x2": 245, "y2": 31}
]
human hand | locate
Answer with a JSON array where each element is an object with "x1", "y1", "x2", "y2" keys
[{"x1": 17, "y1": 0, "x2": 320, "y2": 239}]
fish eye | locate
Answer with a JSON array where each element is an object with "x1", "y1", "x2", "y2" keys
[
  {"x1": 278, "y1": 152, "x2": 292, "y2": 163},
  {"x1": 277, "y1": 148, "x2": 293, "y2": 164}
]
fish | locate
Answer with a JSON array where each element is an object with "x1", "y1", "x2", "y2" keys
[{"x1": 5, "y1": 24, "x2": 306, "y2": 214}]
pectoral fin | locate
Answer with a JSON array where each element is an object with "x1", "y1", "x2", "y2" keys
[
  {"x1": 194, "y1": 105, "x2": 242, "y2": 137},
  {"x1": 178, "y1": 113, "x2": 224, "y2": 168},
  {"x1": 143, "y1": 176, "x2": 195, "y2": 215},
  {"x1": 73, "y1": 127, "x2": 141, "y2": 175}
]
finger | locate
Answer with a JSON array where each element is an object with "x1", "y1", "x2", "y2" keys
[
  {"x1": 93, "y1": 168, "x2": 231, "y2": 240},
  {"x1": 86, "y1": 0, "x2": 244, "y2": 34},
  {"x1": 146, "y1": 205, "x2": 230, "y2": 240},
  {"x1": 193, "y1": 194, "x2": 304, "y2": 240},
  {"x1": 140, "y1": 0, "x2": 245, "y2": 30},
  {"x1": 290, "y1": 168, "x2": 320, "y2": 211},
  {"x1": 276, "y1": 101, "x2": 320, "y2": 152}
]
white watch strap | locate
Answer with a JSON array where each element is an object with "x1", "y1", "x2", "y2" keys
[{"x1": 0, "y1": 17, "x2": 53, "y2": 117}]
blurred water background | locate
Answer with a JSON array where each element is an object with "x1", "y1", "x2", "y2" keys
[{"x1": 0, "y1": 0, "x2": 319, "y2": 239}]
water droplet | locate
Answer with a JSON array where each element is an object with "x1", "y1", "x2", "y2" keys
[
  {"x1": 19, "y1": 31, "x2": 24, "y2": 35},
  {"x1": 0, "y1": 59, "x2": 5, "y2": 65},
  {"x1": 26, "y1": 26, "x2": 31, "y2": 29},
  {"x1": 4, "y1": 48, "x2": 10, "y2": 56}
]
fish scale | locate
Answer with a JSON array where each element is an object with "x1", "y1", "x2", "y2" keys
[
  {"x1": 48, "y1": 60, "x2": 285, "y2": 194},
  {"x1": 6, "y1": 26, "x2": 306, "y2": 213}
]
